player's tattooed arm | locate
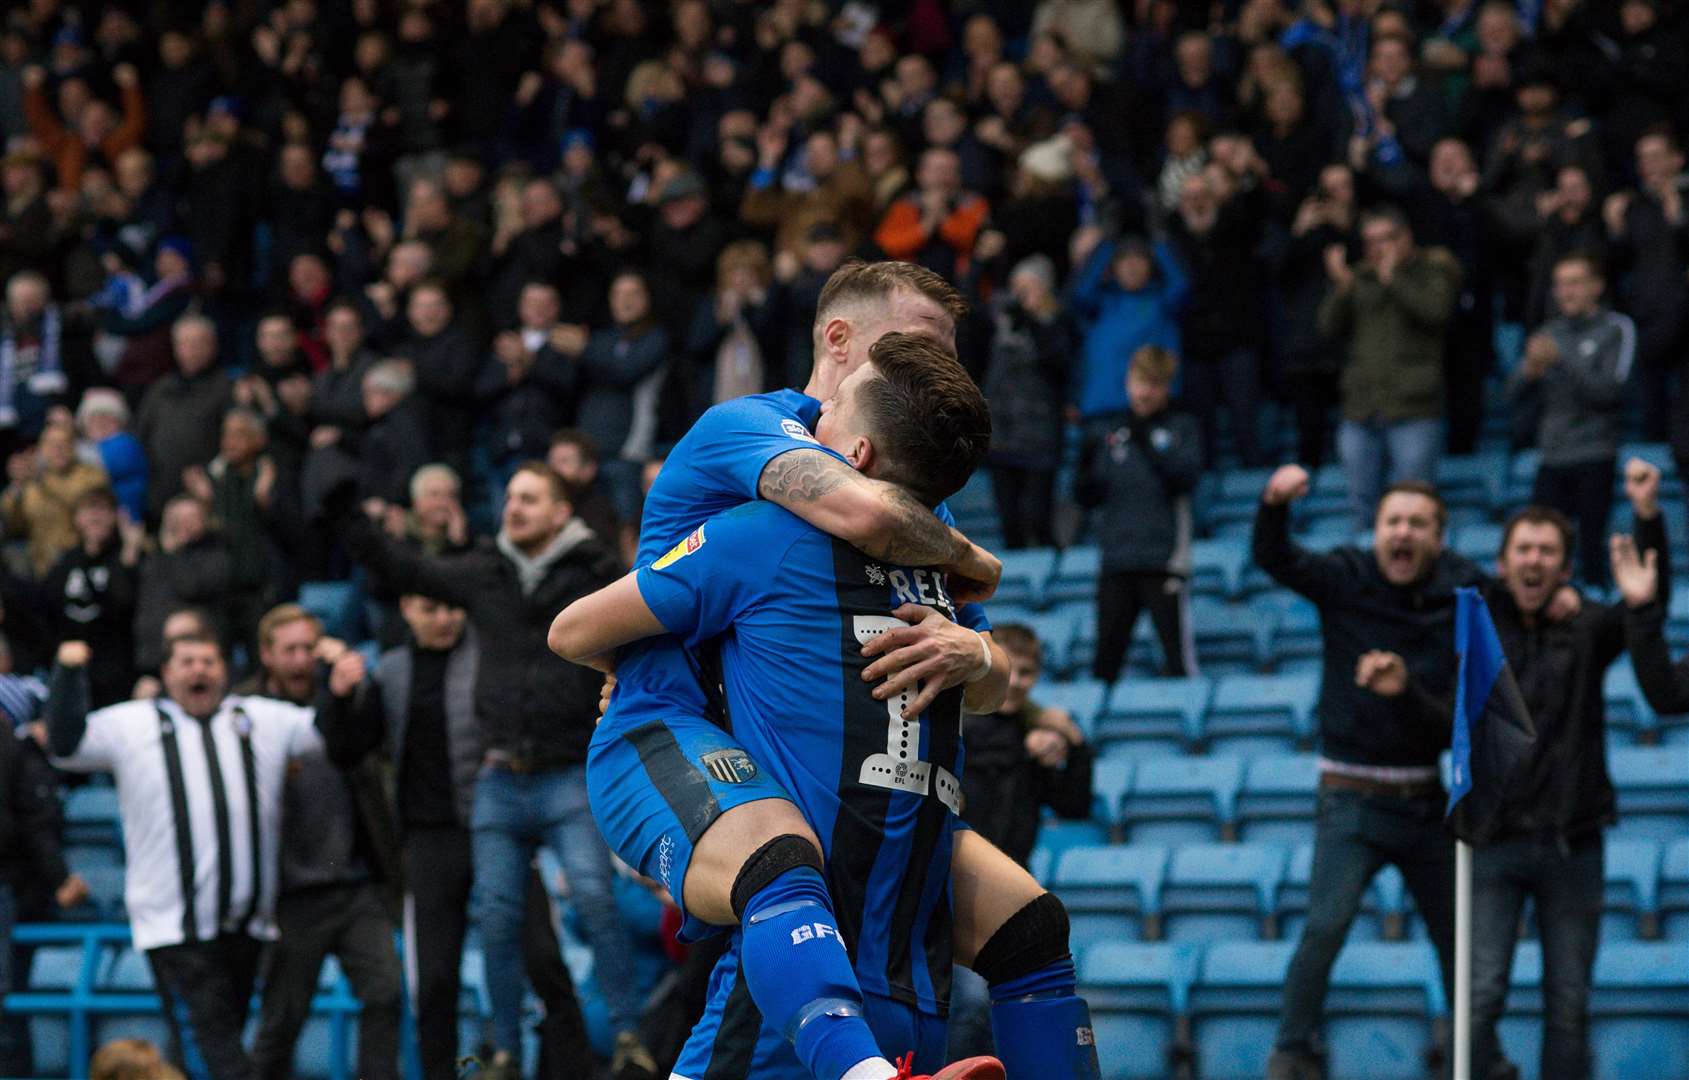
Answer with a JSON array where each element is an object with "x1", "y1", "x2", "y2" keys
[{"x1": 758, "y1": 449, "x2": 1000, "y2": 600}]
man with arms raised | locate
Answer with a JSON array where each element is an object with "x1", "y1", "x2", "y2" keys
[{"x1": 570, "y1": 260, "x2": 1097, "y2": 1080}]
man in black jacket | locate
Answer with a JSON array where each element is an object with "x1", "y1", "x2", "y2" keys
[
  {"x1": 331, "y1": 461, "x2": 652, "y2": 1080},
  {"x1": 1255, "y1": 466, "x2": 1478, "y2": 1080},
  {"x1": 354, "y1": 595, "x2": 594, "y2": 1080},
  {"x1": 1462, "y1": 460, "x2": 1662, "y2": 1080}
]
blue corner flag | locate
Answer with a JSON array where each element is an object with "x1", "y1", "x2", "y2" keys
[{"x1": 1447, "y1": 587, "x2": 1538, "y2": 844}]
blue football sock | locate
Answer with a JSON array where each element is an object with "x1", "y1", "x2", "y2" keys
[
  {"x1": 988, "y1": 956, "x2": 1102, "y2": 1080},
  {"x1": 740, "y1": 865, "x2": 889, "y2": 1080}
]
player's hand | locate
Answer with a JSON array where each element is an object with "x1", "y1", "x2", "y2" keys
[
  {"x1": 942, "y1": 540, "x2": 1000, "y2": 605},
  {"x1": 1624, "y1": 457, "x2": 1661, "y2": 518},
  {"x1": 597, "y1": 672, "x2": 616, "y2": 721},
  {"x1": 1355, "y1": 650, "x2": 1408, "y2": 697},
  {"x1": 1545, "y1": 585, "x2": 1581, "y2": 622},
  {"x1": 1611, "y1": 534, "x2": 1660, "y2": 608},
  {"x1": 1262, "y1": 464, "x2": 1311, "y2": 506},
  {"x1": 860, "y1": 604, "x2": 986, "y2": 719}
]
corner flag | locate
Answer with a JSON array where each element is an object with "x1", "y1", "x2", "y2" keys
[{"x1": 1446, "y1": 587, "x2": 1538, "y2": 845}]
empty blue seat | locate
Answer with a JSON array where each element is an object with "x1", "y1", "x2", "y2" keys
[
  {"x1": 1189, "y1": 537, "x2": 1249, "y2": 600},
  {"x1": 1090, "y1": 755, "x2": 1133, "y2": 827},
  {"x1": 29, "y1": 944, "x2": 87, "y2": 990},
  {"x1": 1094, "y1": 677, "x2": 1210, "y2": 758},
  {"x1": 1046, "y1": 546, "x2": 1100, "y2": 605},
  {"x1": 1237, "y1": 755, "x2": 1319, "y2": 844},
  {"x1": 1205, "y1": 673, "x2": 1317, "y2": 757},
  {"x1": 1036, "y1": 819, "x2": 1109, "y2": 868},
  {"x1": 995, "y1": 547, "x2": 1058, "y2": 608},
  {"x1": 1662, "y1": 838, "x2": 1689, "y2": 941},
  {"x1": 63, "y1": 785, "x2": 121, "y2": 846},
  {"x1": 1494, "y1": 941, "x2": 1545, "y2": 1079},
  {"x1": 102, "y1": 948, "x2": 153, "y2": 990},
  {"x1": 1189, "y1": 940, "x2": 1294, "y2": 1080},
  {"x1": 1323, "y1": 942, "x2": 1446, "y2": 1080},
  {"x1": 1453, "y1": 522, "x2": 1506, "y2": 564},
  {"x1": 1608, "y1": 746, "x2": 1689, "y2": 841},
  {"x1": 1603, "y1": 838, "x2": 1662, "y2": 942},
  {"x1": 1257, "y1": 596, "x2": 1322, "y2": 670},
  {"x1": 1439, "y1": 451, "x2": 1508, "y2": 513},
  {"x1": 1037, "y1": 678, "x2": 1109, "y2": 733},
  {"x1": 1187, "y1": 599, "x2": 1262, "y2": 673},
  {"x1": 1078, "y1": 942, "x2": 1199, "y2": 1080},
  {"x1": 298, "y1": 580, "x2": 363, "y2": 641},
  {"x1": 1505, "y1": 450, "x2": 1540, "y2": 507},
  {"x1": 1051, "y1": 844, "x2": 1168, "y2": 947},
  {"x1": 1121, "y1": 756, "x2": 1243, "y2": 846},
  {"x1": 1020, "y1": 609, "x2": 1083, "y2": 678},
  {"x1": 1589, "y1": 942, "x2": 1689, "y2": 1080},
  {"x1": 1161, "y1": 843, "x2": 1287, "y2": 943},
  {"x1": 1603, "y1": 660, "x2": 1657, "y2": 745}
]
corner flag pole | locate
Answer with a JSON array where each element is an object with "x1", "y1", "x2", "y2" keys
[{"x1": 1453, "y1": 837, "x2": 1472, "y2": 1080}]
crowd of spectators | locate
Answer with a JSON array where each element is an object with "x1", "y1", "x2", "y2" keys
[{"x1": 1, "y1": 0, "x2": 1689, "y2": 1076}]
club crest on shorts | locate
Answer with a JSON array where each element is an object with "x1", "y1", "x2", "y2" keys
[{"x1": 700, "y1": 748, "x2": 758, "y2": 784}]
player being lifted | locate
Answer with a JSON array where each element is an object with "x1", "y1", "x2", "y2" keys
[{"x1": 554, "y1": 263, "x2": 1099, "y2": 1080}]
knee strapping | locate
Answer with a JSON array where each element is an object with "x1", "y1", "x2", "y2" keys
[
  {"x1": 730, "y1": 833, "x2": 826, "y2": 922},
  {"x1": 971, "y1": 891, "x2": 1073, "y2": 988}
]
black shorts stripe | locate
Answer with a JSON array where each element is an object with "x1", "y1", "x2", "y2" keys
[
  {"x1": 235, "y1": 716, "x2": 262, "y2": 927},
  {"x1": 155, "y1": 707, "x2": 199, "y2": 943},
  {"x1": 701, "y1": 967, "x2": 762, "y2": 1080},
  {"x1": 624, "y1": 720, "x2": 722, "y2": 844}
]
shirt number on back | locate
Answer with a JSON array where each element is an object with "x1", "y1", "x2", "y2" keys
[{"x1": 852, "y1": 615, "x2": 961, "y2": 813}]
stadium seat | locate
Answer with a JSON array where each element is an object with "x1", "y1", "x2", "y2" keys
[
  {"x1": 1204, "y1": 673, "x2": 1317, "y2": 757},
  {"x1": 1589, "y1": 942, "x2": 1689, "y2": 1080},
  {"x1": 1603, "y1": 659, "x2": 1658, "y2": 746},
  {"x1": 995, "y1": 547, "x2": 1058, "y2": 609},
  {"x1": 1189, "y1": 537, "x2": 1250, "y2": 600},
  {"x1": 1078, "y1": 942, "x2": 1199, "y2": 1079},
  {"x1": 1188, "y1": 940, "x2": 1294, "y2": 1080},
  {"x1": 1021, "y1": 608, "x2": 1084, "y2": 678},
  {"x1": 1256, "y1": 595, "x2": 1322, "y2": 673},
  {"x1": 63, "y1": 785, "x2": 122, "y2": 847},
  {"x1": 1608, "y1": 746, "x2": 1689, "y2": 842},
  {"x1": 1038, "y1": 677, "x2": 1109, "y2": 734},
  {"x1": 1160, "y1": 843, "x2": 1287, "y2": 943},
  {"x1": 1093, "y1": 676, "x2": 1211, "y2": 758},
  {"x1": 1120, "y1": 756, "x2": 1243, "y2": 846},
  {"x1": 1051, "y1": 844, "x2": 1168, "y2": 947},
  {"x1": 1187, "y1": 599, "x2": 1263, "y2": 674},
  {"x1": 1493, "y1": 941, "x2": 1545, "y2": 1080},
  {"x1": 1662, "y1": 837, "x2": 1689, "y2": 941},
  {"x1": 1322, "y1": 942, "x2": 1446, "y2": 1080},
  {"x1": 298, "y1": 580, "x2": 364, "y2": 641},
  {"x1": 1236, "y1": 755, "x2": 1319, "y2": 845},
  {"x1": 1090, "y1": 754, "x2": 1133, "y2": 828},
  {"x1": 1046, "y1": 546, "x2": 1101, "y2": 605},
  {"x1": 1034, "y1": 819, "x2": 1110, "y2": 873},
  {"x1": 1505, "y1": 450, "x2": 1540, "y2": 509},
  {"x1": 1453, "y1": 522, "x2": 1506, "y2": 565},
  {"x1": 1602, "y1": 838, "x2": 1662, "y2": 942},
  {"x1": 1439, "y1": 451, "x2": 1508, "y2": 514}
]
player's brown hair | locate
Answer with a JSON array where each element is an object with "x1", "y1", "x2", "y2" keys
[
  {"x1": 856, "y1": 332, "x2": 991, "y2": 506},
  {"x1": 815, "y1": 258, "x2": 968, "y2": 326}
]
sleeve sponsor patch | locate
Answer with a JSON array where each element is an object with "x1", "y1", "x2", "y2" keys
[
  {"x1": 780, "y1": 418, "x2": 819, "y2": 443},
  {"x1": 652, "y1": 524, "x2": 706, "y2": 570}
]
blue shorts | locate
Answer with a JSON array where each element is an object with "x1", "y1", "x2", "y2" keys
[
  {"x1": 587, "y1": 713, "x2": 793, "y2": 941},
  {"x1": 671, "y1": 935, "x2": 949, "y2": 1079}
]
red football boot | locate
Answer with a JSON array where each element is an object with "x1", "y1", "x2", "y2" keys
[{"x1": 890, "y1": 1050, "x2": 1007, "y2": 1080}]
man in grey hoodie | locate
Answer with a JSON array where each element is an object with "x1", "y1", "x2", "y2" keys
[{"x1": 1509, "y1": 252, "x2": 1637, "y2": 586}]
